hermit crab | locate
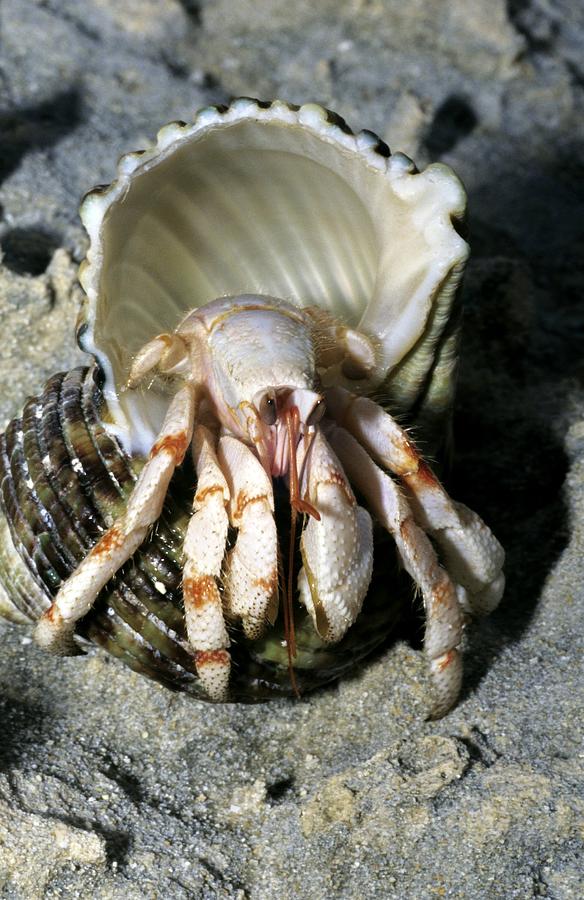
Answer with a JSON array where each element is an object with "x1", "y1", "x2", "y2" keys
[{"x1": 0, "y1": 98, "x2": 504, "y2": 716}]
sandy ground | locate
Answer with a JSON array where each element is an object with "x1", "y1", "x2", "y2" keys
[{"x1": 0, "y1": 1, "x2": 583, "y2": 897}]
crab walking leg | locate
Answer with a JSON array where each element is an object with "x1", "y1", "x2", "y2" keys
[
  {"x1": 298, "y1": 430, "x2": 373, "y2": 643},
  {"x1": 34, "y1": 383, "x2": 197, "y2": 654},
  {"x1": 217, "y1": 435, "x2": 279, "y2": 639},
  {"x1": 125, "y1": 333, "x2": 189, "y2": 389},
  {"x1": 329, "y1": 426, "x2": 463, "y2": 717},
  {"x1": 326, "y1": 387, "x2": 505, "y2": 616},
  {"x1": 182, "y1": 425, "x2": 231, "y2": 700},
  {"x1": 303, "y1": 307, "x2": 377, "y2": 381}
]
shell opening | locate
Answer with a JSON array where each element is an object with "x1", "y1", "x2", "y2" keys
[{"x1": 79, "y1": 102, "x2": 467, "y2": 454}]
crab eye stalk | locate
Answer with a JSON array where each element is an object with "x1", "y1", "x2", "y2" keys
[
  {"x1": 258, "y1": 393, "x2": 277, "y2": 426},
  {"x1": 306, "y1": 398, "x2": 326, "y2": 428}
]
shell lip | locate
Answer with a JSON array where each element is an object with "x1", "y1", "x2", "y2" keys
[
  {"x1": 78, "y1": 95, "x2": 468, "y2": 299},
  {"x1": 79, "y1": 99, "x2": 399, "y2": 236}
]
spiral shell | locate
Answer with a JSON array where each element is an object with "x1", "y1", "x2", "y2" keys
[{"x1": 0, "y1": 98, "x2": 468, "y2": 699}]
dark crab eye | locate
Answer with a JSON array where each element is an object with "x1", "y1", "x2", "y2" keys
[
  {"x1": 258, "y1": 393, "x2": 277, "y2": 425},
  {"x1": 306, "y1": 398, "x2": 325, "y2": 427}
]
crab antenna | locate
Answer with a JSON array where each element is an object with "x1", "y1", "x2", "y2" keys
[
  {"x1": 285, "y1": 505, "x2": 300, "y2": 698},
  {"x1": 287, "y1": 407, "x2": 320, "y2": 522},
  {"x1": 284, "y1": 407, "x2": 300, "y2": 692},
  {"x1": 283, "y1": 407, "x2": 320, "y2": 697}
]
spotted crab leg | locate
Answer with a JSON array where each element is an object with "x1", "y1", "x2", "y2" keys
[
  {"x1": 325, "y1": 387, "x2": 505, "y2": 616},
  {"x1": 182, "y1": 425, "x2": 231, "y2": 700},
  {"x1": 34, "y1": 383, "x2": 197, "y2": 654},
  {"x1": 217, "y1": 435, "x2": 279, "y2": 640},
  {"x1": 328, "y1": 425, "x2": 464, "y2": 717},
  {"x1": 298, "y1": 429, "x2": 373, "y2": 644}
]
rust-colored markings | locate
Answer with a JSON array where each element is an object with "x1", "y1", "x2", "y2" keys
[
  {"x1": 400, "y1": 518, "x2": 418, "y2": 547},
  {"x1": 195, "y1": 649, "x2": 230, "y2": 666},
  {"x1": 89, "y1": 525, "x2": 125, "y2": 557},
  {"x1": 413, "y1": 459, "x2": 439, "y2": 486},
  {"x1": 387, "y1": 432, "x2": 422, "y2": 476},
  {"x1": 183, "y1": 575, "x2": 217, "y2": 609},
  {"x1": 234, "y1": 490, "x2": 268, "y2": 520},
  {"x1": 194, "y1": 484, "x2": 224, "y2": 505},
  {"x1": 150, "y1": 431, "x2": 189, "y2": 464},
  {"x1": 436, "y1": 650, "x2": 456, "y2": 672},
  {"x1": 252, "y1": 572, "x2": 277, "y2": 594},
  {"x1": 45, "y1": 603, "x2": 63, "y2": 624},
  {"x1": 322, "y1": 470, "x2": 355, "y2": 505},
  {"x1": 432, "y1": 575, "x2": 453, "y2": 608}
]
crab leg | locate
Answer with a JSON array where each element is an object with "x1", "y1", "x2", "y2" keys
[
  {"x1": 329, "y1": 425, "x2": 463, "y2": 717},
  {"x1": 125, "y1": 333, "x2": 190, "y2": 389},
  {"x1": 34, "y1": 383, "x2": 197, "y2": 654},
  {"x1": 305, "y1": 307, "x2": 377, "y2": 382},
  {"x1": 298, "y1": 430, "x2": 373, "y2": 643},
  {"x1": 217, "y1": 435, "x2": 279, "y2": 639},
  {"x1": 325, "y1": 387, "x2": 505, "y2": 616},
  {"x1": 182, "y1": 425, "x2": 231, "y2": 700}
]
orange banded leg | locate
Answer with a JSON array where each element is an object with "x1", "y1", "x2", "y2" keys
[
  {"x1": 34, "y1": 383, "x2": 197, "y2": 654},
  {"x1": 325, "y1": 387, "x2": 505, "y2": 617},
  {"x1": 182, "y1": 425, "x2": 231, "y2": 700}
]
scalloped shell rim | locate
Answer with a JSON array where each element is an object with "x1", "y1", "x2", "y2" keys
[{"x1": 78, "y1": 98, "x2": 466, "y2": 302}]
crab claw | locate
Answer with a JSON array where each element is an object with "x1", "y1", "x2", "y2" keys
[{"x1": 298, "y1": 430, "x2": 373, "y2": 643}]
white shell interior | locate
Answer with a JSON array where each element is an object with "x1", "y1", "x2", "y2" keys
[{"x1": 79, "y1": 101, "x2": 468, "y2": 454}]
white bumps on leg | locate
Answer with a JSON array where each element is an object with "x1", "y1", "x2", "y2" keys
[
  {"x1": 298, "y1": 430, "x2": 373, "y2": 643},
  {"x1": 419, "y1": 501, "x2": 505, "y2": 615},
  {"x1": 217, "y1": 435, "x2": 279, "y2": 639},
  {"x1": 183, "y1": 425, "x2": 231, "y2": 700}
]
